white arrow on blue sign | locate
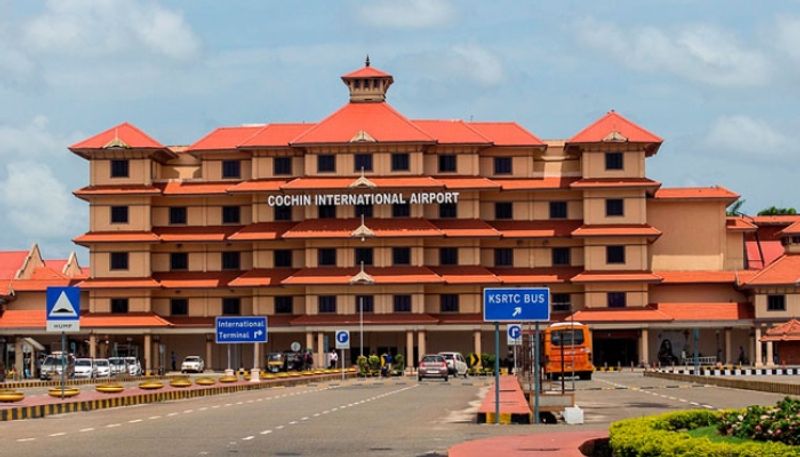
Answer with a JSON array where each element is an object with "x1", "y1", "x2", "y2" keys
[
  {"x1": 483, "y1": 287, "x2": 550, "y2": 322},
  {"x1": 507, "y1": 324, "x2": 522, "y2": 346},
  {"x1": 335, "y1": 330, "x2": 350, "y2": 350},
  {"x1": 215, "y1": 316, "x2": 268, "y2": 344},
  {"x1": 46, "y1": 286, "x2": 80, "y2": 333}
]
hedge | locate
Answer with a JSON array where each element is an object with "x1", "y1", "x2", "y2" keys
[{"x1": 609, "y1": 410, "x2": 800, "y2": 457}]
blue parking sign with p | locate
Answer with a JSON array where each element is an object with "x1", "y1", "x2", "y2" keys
[
  {"x1": 335, "y1": 330, "x2": 350, "y2": 350},
  {"x1": 507, "y1": 324, "x2": 522, "y2": 346}
]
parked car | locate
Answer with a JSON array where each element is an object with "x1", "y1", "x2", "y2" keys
[
  {"x1": 74, "y1": 358, "x2": 94, "y2": 379},
  {"x1": 181, "y1": 356, "x2": 204, "y2": 373},
  {"x1": 418, "y1": 354, "x2": 448, "y2": 382},
  {"x1": 108, "y1": 357, "x2": 127, "y2": 376},
  {"x1": 125, "y1": 357, "x2": 142, "y2": 376},
  {"x1": 93, "y1": 359, "x2": 112, "y2": 378},
  {"x1": 40, "y1": 353, "x2": 76, "y2": 380},
  {"x1": 438, "y1": 352, "x2": 468, "y2": 378}
]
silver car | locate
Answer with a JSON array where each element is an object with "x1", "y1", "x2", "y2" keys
[
  {"x1": 108, "y1": 357, "x2": 126, "y2": 376},
  {"x1": 125, "y1": 357, "x2": 142, "y2": 376},
  {"x1": 93, "y1": 359, "x2": 112, "y2": 378},
  {"x1": 74, "y1": 358, "x2": 94, "y2": 379},
  {"x1": 181, "y1": 356, "x2": 204, "y2": 373},
  {"x1": 418, "y1": 354, "x2": 448, "y2": 382},
  {"x1": 438, "y1": 352, "x2": 468, "y2": 378}
]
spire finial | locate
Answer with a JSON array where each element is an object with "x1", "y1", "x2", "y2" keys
[{"x1": 365, "y1": 55, "x2": 370, "y2": 67}]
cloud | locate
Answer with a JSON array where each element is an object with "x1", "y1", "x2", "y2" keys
[
  {"x1": 22, "y1": 0, "x2": 200, "y2": 60},
  {"x1": 773, "y1": 15, "x2": 800, "y2": 64},
  {"x1": 355, "y1": 0, "x2": 455, "y2": 28},
  {"x1": 406, "y1": 45, "x2": 505, "y2": 87},
  {"x1": 574, "y1": 18, "x2": 770, "y2": 86},
  {"x1": 704, "y1": 115, "x2": 789, "y2": 155}
]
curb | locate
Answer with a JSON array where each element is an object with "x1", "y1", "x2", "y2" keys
[{"x1": 644, "y1": 371, "x2": 800, "y2": 395}]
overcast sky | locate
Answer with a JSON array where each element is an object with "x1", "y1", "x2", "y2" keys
[{"x1": 0, "y1": 0, "x2": 798, "y2": 261}]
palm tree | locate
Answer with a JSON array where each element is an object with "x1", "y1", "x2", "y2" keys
[
  {"x1": 726, "y1": 199, "x2": 746, "y2": 217},
  {"x1": 757, "y1": 206, "x2": 797, "y2": 216}
]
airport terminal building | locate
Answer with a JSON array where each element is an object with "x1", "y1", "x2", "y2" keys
[{"x1": 1, "y1": 61, "x2": 799, "y2": 374}]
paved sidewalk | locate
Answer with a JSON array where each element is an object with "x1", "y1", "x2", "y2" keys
[{"x1": 448, "y1": 430, "x2": 608, "y2": 457}]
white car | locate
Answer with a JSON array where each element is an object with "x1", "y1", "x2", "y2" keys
[
  {"x1": 108, "y1": 357, "x2": 126, "y2": 376},
  {"x1": 93, "y1": 359, "x2": 111, "y2": 378},
  {"x1": 125, "y1": 357, "x2": 142, "y2": 376},
  {"x1": 74, "y1": 358, "x2": 94, "y2": 379},
  {"x1": 181, "y1": 356, "x2": 204, "y2": 373},
  {"x1": 438, "y1": 352, "x2": 468, "y2": 378}
]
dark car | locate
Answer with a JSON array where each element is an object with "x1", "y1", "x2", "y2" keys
[{"x1": 418, "y1": 354, "x2": 448, "y2": 382}]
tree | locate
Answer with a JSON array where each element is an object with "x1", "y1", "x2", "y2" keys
[
  {"x1": 757, "y1": 206, "x2": 797, "y2": 216},
  {"x1": 726, "y1": 199, "x2": 746, "y2": 216}
]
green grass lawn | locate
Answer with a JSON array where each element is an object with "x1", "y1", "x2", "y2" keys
[{"x1": 686, "y1": 426, "x2": 753, "y2": 445}]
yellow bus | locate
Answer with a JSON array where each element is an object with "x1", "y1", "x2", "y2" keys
[{"x1": 544, "y1": 322, "x2": 593, "y2": 380}]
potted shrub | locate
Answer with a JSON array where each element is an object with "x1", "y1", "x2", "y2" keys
[
  {"x1": 356, "y1": 355, "x2": 368, "y2": 377},
  {"x1": 368, "y1": 355, "x2": 380, "y2": 376},
  {"x1": 391, "y1": 354, "x2": 405, "y2": 376}
]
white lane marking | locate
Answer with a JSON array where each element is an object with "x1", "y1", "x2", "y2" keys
[
  {"x1": 198, "y1": 407, "x2": 208, "y2": 411},
  {"x1": 183, "y1": 409, "x2": 194, "y2": 414},
  {"x1": 236, "y1": 401, "x2": 244, "y2": 405},
  {"x1": 242, "y1": 436, "x2": 254, "y2": 441},
  {"x1": 17, "y1": 438, "x2": 36, "y2": 442},
  {"x1": 679, "y1": 399, "x2": 688, "y2": 403},
  {"x1": 106, "y1": 423, "x2": 121, "y2": 428},
  {"x1": 256, "y1": 399, "x2": 263, "y2": 402},
  {"x1": 49, "y1": 432, "x2": 66, "y2": 437},
  {"x1": 224, "y1": 403, "x2": 233, "y2": 407},
  {"x1": 289, "y1": 420, "x2": 298, "y2": 425},
  {"x1": 689, "y1": 401, "x2": 700, "y2": 406},
  {"x1": 246, "y1": 400, "x2": 254, "y2": 404},
  {"x1": 80, "y1": 428, "x2": 95, "y2": 432},
  {"x1": 301, "y1": 416, "x2": 309, "y2": 421},
  {"x1": 128, "y1": 419, "x2": 143, "y2": 424},
  {"x1": 149, "y1": 416, "x2": 161, "y2": 420},
  {"x1": 276, "y1": 425, "x2": 284, "y2": 430},
  {"x1": 702, "y1": 404, "x2": 714, "y2": 409},
  {"x1": 212, "y1": 405, "x2": 221, "y2": 409},
  {"x1": 260, "y1": 430, "x2": 272, "y2": 435},
  {"x1": 167, "y1": 412, "x2": 179, "y2": 417},
  {"x1": 313, "y1": 413, "x2": 320, "y2": 417}
]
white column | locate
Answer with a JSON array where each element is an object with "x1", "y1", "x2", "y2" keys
[
  {"x1": 144, "y1": 335, "x2": 152, "y2": 376},
  {"x1": 206, "y1": 337, "x2": 213, "y2": 372},
  {"x1": 640, "y1": 329, "x2": 649, "y2": 366},
  {"x1": 724, "y1": 328, "x2": 732, "y2": 365},
  {"x1": 417, "y1": 330, "x2": 426, "y2": 359},
  {"x1": 405, "y1": 330, "x2": 414, "y2": 370},
  {"x1": 316, "y1": 332, "x2": 324, "y2": 368},
  {"x1": 473, "y1": 330, "x2": 482, "y2": 360},
  {"x1": 89, "y1": 334, "x2": 97, "y2": 359},
  {"x1": 754, "y1": 327, "x2": 763, "y2": 367},
  {"x1": 766, "y1": 341, "x2": 775, "y2": 367}
]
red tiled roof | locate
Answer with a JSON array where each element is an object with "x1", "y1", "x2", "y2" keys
[
  {"x1": 489, "y1": 267, "x2": 581, "y2": 284},
  {"x1": 494, "y1": 177, "x2": 577, "y2": 191},
  {"x1": 73, "y1": 185, "x2": 161, "y2": 199},
  {"x1": 74, "y1": 232, "x2": 160, "y2": 245},
  {"x1": 282, "y1": 267, "x2": 442, "y2": 285},
  {"x1": 761, "y1": 319, "x2": 800, "y2": 342},
  {"x1": 239, "y1": 123, "x2": 313, "y2": 148},
  {"x1": 745, "y1": 240, "x2": 784, "y2": 270},
  {"x1": 751, "y1": 215, "x2": 800, "y2": 226},
  {"x1": 0, "y1": 251, "x2": 28, "y2": 279},
  {"x1": 435, "y1": 177, "x2": 500, "y2": 190},
  {"x1": 227, "y1": 269, "x2": 297, "y2": 287},
  {"x1": 342, "y1": 65, "x2": 392, "y2": 79},
  {"x1": 153, "y1": 225, "x2": 243, "y2": 242},
  {"x1": 77, "y1": 278, "x2": 160, "y2": 289},
  {"x1": 745, "y1": 255, "x2": 800, "y2": 286},
  {"x1": 70, "y1": 122, "x2": 164, "y2": 150},
  {"x1": 291, "y1": 313, "x2": 438, "y2": 326},
  {"x1": 654, "y1": 302, "x2": 753, "y2": 321},
  {"x1": 0, "y1": 309, "x2": 45, "y2": 328},
  {"x1": 726, "y1": 217, "x2": 757, "y2": 232},
  {"x1": 466, "y1": 122, "x2": 545, "y2": 147},
  {"x1": 291, "y1": 102, "x2": 434, "y2": 145},
  {"x1": 283, "y1": 218, "x2": 440, "y2": 239},
  {"x1": 228, "y1": 222, "x2": 295, "y2": 241},
  {"x1": 569, "y1": 307, "x2": 671, "y2": 323},
  {"x1": 10, "y1": 278, "x2": 74, "y2": 292},
  {"x1": 570, "y1": 178, "x2": 661, "y2": 189},
  {"x1": 188, "y1": 126, "x2": 264, "y2": 151},
  {"x1": 779, "y1": 220, "x2": 800, "y2": 236},
  {"x1": 430, "y1": 219, "x2": 500, "y2": 237},
  {"x1": 653, "y1": 186, "x2": 739, "y2": 201},
  {"x1": 158, "y1": 181, "x2": 232, "y2": 195},
  {"x1": 411, "y1": 120, "x2": 490, "y2": 145},
  {"x1": 154, "y1": 271, "x2": 241, "y2": 289},
  {"x1": 227, "y1": 179, "x2": 286, "y2": 193},
  {"x1": 571, "y1": 271, "x2": 662, "y2": 283},
  {"x1": 571, "y1": 224, "x2": 662, "y2": 237},
  {"x1": 655, "y1": 270, "x2": 738, "y2": 284},
  {"x1": 489, "y1": 220, "x2": 581, "y2": 238},
  {"x1": 568, "y1": 111, "x2": 662, "y2": 152},
  {"x1": 430, "y1": 266, "x2": 501, "y2": 284},
  {"x1": 281, "y1": 176, "x2": 440, "y2": 190}
]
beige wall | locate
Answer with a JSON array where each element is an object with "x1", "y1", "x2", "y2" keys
[
  {"x1": 583, "y1": 238, "x2": 648, "y2": 271},
  {"x1": 753, "y1": 292, "x2": 800, "y2": 319},
  {"x1": 584, "y1": 283, "x2": 648, "y2": 308},
  {"x1": 91, "y1": 158, "x2": 151, "y2": 186},
  {"x1": 201, "y1": 155, "x2": 252, "y2": 181},
  {"x1": 581, "y1": 150, "x2": 645, "y2": 179},
  {"x1": 90, "y1": 244, "x2": 151, "y2": 277},
  {"x1": 583, "y1": 189, "x2": 647, "y2": 225},
  {"x1": 90, "y1": 197, "x2": 151, "y2": 231},
  {"x1": 648, "y1": 201, "x2": 726, "y2": 270},
  {"x1": 725, "y1": 231, "x2": 746, "y2": 270}
]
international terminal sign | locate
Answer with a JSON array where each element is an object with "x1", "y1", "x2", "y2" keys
[{"x1": 267, "y1": 191, "x2": 460, "y2": 207}]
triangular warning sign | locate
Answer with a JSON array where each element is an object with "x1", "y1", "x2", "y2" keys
[{"x1": 49, "y1": 291, "x2": 78, "y2": 318}]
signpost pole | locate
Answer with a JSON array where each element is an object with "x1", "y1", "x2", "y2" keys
[
  {"x1": 494, "y1": 321, "x2": 500, "y2": 425},
  {"x1": 227, "y1": 345, "x2": 231, "y2": 373},
  {"x1": 534, "y1": 322, "x2": 540, "y2": 424},
  {"x1": 693, "y1": 328, "x2": 700, "y2": 373},
  {"x1": 359, "y1": 296, "x2": 364, "y2": 359},
  {"x1": 560, "y1": 332, "x2": 565, "y2": 394},
  {"x1": 60, "y1": 331, "x2": 66, "y2": 400},
  {"x1": 341, "y1": 349, "x2": 345, "y2": 381}
]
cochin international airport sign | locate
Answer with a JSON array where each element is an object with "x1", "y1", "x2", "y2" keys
[{"x1": 266, "y1": 191, "x2": 459, "y2": 207}]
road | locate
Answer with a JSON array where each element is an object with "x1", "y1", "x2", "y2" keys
[{"x1": 0, "y1": 373, "x2": 796, "y2": 457}]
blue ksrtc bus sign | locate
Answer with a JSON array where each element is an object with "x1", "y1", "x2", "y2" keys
[{"x1": 483, "y1": 288, "x2": 550, "y2": 322}]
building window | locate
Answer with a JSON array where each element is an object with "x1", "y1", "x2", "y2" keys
[
  {"x1": 440, "y1": 294, "x2": 459, "y2": 313},
  {"x1": 606, "y1": 199, "x2": 624, "y2": 217},
  {"x1": 317, "y1": 154, "x2": 335, "y2": 172},
  {"x1": 440, "y1": 247, "x2": 458, "y2": 266},
  {"x1": 169, "y1": 207, "x2": 187, "y2": 225},
  {"x1": 355, "y1": 204, "x2": 373, "y2": 218},
  {"x1": 606, "y1": 245, "x2": 626, "y2": 264},
  {"x1": 275, "y1": 296, "x2": 293, "y2": 314},
  {"x1": 391, "y1": 153, "x2": 409, "y2": 171},
  {"x1": 549, "y1": 201, "x2": 567, "y2": 219},
  {"x1": 393, "y1": 247, "x2": 411, "y2": 265},
  {"x1": 552, "y1": 247, "x2": 571, "y2": 266},
  {"x1": 170, "y1": 252, "x2": 188, "y2": 271},
  {"x1": 274, "y1": 157, "x2": 292, "y2": 175},
  {"x1": 552, "y1": 293, "x2": 571, "y2": 312},
  {"x1": 495, "y1": 202, "x2": 513, "y2": 220},
  {"x1": 605, "y1": 152, "x2": 624, "y2": 171},
  {"x1": 767, "y1": 294, "x2": 786, "y2": 311},
  {"x1": 110, "y1": 252, "x2": 128, "y2": 270},
  {"x1": 356, "y1": 295, "x2": 374, "y2": 313},
  {"x1": 222, "y1": 298, "x2": 241, "y2": 315},
  {"x1": 607, "y1": 292, "x2": 626, "y2": 308},
  {"x1": 110, "y1": 298, "x2": 128, "y2": 314},
  {"x1": 222, "y1": 206, "x2": 241, "y2": 224},
  {"x1": 439, "y1": 203, "x2": 457, "y2": 218},
  {"x1": 318, "y1": 295, "x2": 337, "y2": 313},
  {"x1": 110, "y1": 159, "x2": 129, "y2": 178},
  {"x1": 318, "y1": 204, "x2": 336, "y2": 219},
  {"x1": 222, "y1": 160, "x2": 241, "y2": 179},
  {"x1": 110, "y1": 206, "x2": 129, "y2": 224},
  {"x1": 494, "y1": 157, "x2": 512, "y2": 175},
  {"x1": 354, "y1": 153, "x2": 373, "y2": 172},
  {"x1": 274, "y1": 205, "x2": 292, "y2": 221},
  {"x1": 494, "y1": 248, "x2": 513, "y2": 267},
  {"x1": 392, "y1": 203, "x2": 410, "y2": 218},
  {"x1": 170, "y1": 298, "x2": 188, "y2": 316},
  {"x1": 274, "y1": 249, "x2": 292, "y2": 268},
  {"x1": 355, "y1": 248, "x2": 373, "y2": 266},
  {"x1": 393, "y1": 295, "x2": 412, "y2": 313},
  {"x1": 438, "y1": 155, "x2": 456, "y2": 172},
  {"x1": 318, "y1": 248, "x2": 336, "y2": 266},
  {"x1": 222, "y1": 251, "x2": 241, "y2": 270}
]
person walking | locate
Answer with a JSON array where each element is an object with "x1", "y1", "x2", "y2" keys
[{"x1": 329, "y1": 350, "x2": 338, "y2": 369}]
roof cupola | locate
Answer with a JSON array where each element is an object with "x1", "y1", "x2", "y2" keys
[{"x1": 341, "y1": 56, "x2": 393, "y2": 103}]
